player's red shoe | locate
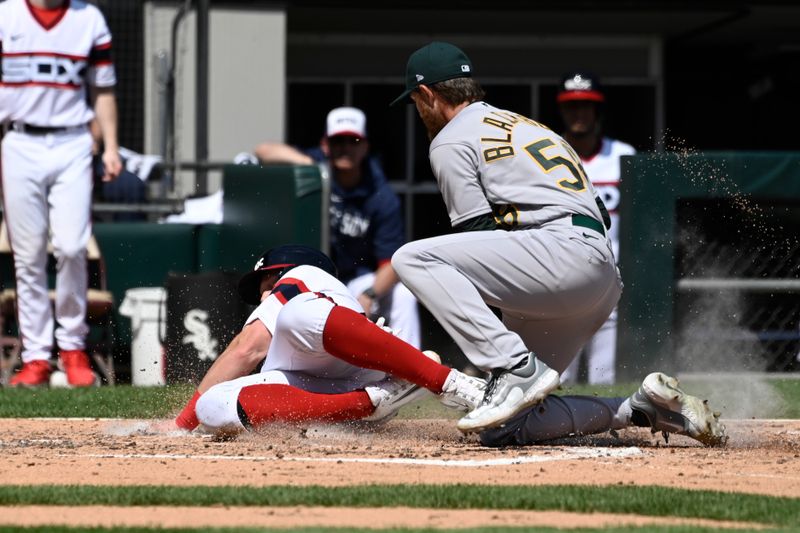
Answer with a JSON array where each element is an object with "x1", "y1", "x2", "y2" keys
[
  {"x1": 60, "y1": 350, "x2": 97, "y2": 387},
  {"x1": 9, "y1": 360, "x2": 52, "y2": 387}
]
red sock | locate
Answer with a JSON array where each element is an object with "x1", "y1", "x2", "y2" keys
[
  {"x1": 237, "y1": 384, "x2": 374, "y2": 427},
  {"x1": 322, "y1": 306, "x2": 451, "y2": 392},
  {"x1": 175, "y1": 390, "x2": 201, "y2": 430}
]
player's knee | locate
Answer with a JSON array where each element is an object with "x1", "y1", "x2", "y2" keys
[
  {"x1": 391, "y1": 242, "x2": 424, "y2": 276},
  {"x1": 54, "y1": 243, "x2": 87, "y2": 262},
  {"x1": 196, "y1": 383, "x2": 244, "y2": 433}
]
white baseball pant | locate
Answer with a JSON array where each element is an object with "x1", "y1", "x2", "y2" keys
[
  {"x1": 196, "y1": 292, "x2": 384, "y2": 431},
  {"x1": 392, "y1": 217, "x2": 622, "y2": 372},
  {"x1": 1, "y1": 128, "x2": 92, "y2": 362}
]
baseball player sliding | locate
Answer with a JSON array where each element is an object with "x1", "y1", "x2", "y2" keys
[
  {"x1": 171, "y1": 245, "x2": 485, "y2": 435},
  {"x1": 0, "y1": 0, "x2": 122, "y2": 387},
  {"x1": 390, "y1": 42, "x2": 726, "y2": 446}
]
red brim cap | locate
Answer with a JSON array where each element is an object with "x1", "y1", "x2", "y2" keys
[
  {"x1": 327, "y1": 131, "x2": 366, "y2": 139},
  {"x1": 557, "y1": 90, "x2": 605, "y2": 103}
]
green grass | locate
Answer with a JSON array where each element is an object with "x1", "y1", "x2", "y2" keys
[
  {"x1": 0, "y1": 525, "x2": 780, "y2": 533},
  {"x1": 0, "y1": 485, "x2": 797, "y2": 528},
  {"x1": 0, "y1": 382, "x2": 636, "y2": 420},
  {"x1": 771, "y1": 379, "x2": 800, "y2": 418},
  {"x1": 556, "y1": 383, "x2": 641, "y2": 398},
  {"x1": 2, "y1": 378, "x2": 800, "y2": 419},
  {"x1": 0, "y1": 384, "x2": 193, "y2": 418}
]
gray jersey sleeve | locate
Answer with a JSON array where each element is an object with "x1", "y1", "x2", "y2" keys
[{"x1": 430, "y1": 142, "x2": 492, "y2": 226}]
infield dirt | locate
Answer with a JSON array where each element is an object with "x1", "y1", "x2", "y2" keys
[{"x1": 0, "y1": 418, "x2": 798, "y2": 529}]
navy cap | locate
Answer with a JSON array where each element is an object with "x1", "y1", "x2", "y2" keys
[
  {"x1": 557, "y1": 72, "x2": 605, "y2": 103},
  {"x1": 237, "y1": 244, "x2": 336, "y2": 305}
]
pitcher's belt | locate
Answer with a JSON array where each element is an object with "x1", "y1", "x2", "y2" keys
[{"x1": 571, "y1": 214, "x2": 606, "y2": 236}]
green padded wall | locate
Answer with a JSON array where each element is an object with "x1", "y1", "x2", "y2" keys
[
  {"x1": 92, "y1": 165, "x2": 324, "y2": 378},
  {"x1": 208, "y1": 163, "x2": 326, "y2": 273},
  {"x1": 94, "y1": 223, "x2": 198, "y2": 351},
  {"x1": 617, "y1": 152, "x2": 800, "y2": 379}
]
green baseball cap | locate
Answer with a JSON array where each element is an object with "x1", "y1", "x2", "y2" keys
[{"x1": 391, "y1": 42, "x2": 473, "y2": 106}]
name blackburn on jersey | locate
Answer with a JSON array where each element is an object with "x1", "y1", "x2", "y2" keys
[
  {"x1": 479, "y1": 110, "x2": 550, "y2": 163},
  {"x1": 1, "y1": 44, "x2": 111, "y2": 89}
]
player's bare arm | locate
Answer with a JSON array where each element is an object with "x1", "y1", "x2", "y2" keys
[
  {"x1": 253, "y1": 142, "x2": 314, "y2": 165},
  {"x1": 173, "y1": 319, "x2": 273, "y2": 431},
  {"x1": 198, "y1": 320, "x2": 272, "y2": 395},
  {"x1": 91, "y1": 86, "x2": 122, "y2": 181}
]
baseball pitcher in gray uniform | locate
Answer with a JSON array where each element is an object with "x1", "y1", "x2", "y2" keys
[{"x1": 391, "y1": 42, "x2": 727, "y2": 447}]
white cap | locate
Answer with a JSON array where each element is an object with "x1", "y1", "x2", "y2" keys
[{"x1": 326, "y1": 107, "x2": 367, "y2": 138}]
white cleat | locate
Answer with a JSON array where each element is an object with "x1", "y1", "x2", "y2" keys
[
  {"x1": 439, "y1": 369, "x2": 487, "y2": 412},
  {"x1": 457, "y1": 354, "x2": 560, "y2": 433},
  {"x1": 362, "y1": 350, "x2": 441, "y2": 423},
  {"x1": 630, "y1": 372, "x2": 728, "y2": 447}
]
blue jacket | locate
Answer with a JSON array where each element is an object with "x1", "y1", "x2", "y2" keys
[{"x1": 306, "y1": 147, "x2": 405, "y2": 283}]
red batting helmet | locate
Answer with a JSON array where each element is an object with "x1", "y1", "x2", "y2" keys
[{"x1": 237, "y1": 244, "x2": 337, "y2": 305}]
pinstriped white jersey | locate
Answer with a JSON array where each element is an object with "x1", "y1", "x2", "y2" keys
[
  {"x1": 582, "y1": 137, "x2": 636, "y2": 260},
  {"x1": 429, "y1": 102, "x2": 604, "y2": 229},
  {"x1": 0, "y1": 0, "x2": 116, "y2": 126}
]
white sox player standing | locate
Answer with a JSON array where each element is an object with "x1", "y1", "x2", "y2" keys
[
  {"x1": 556, "y1": 72, "x2": 636, "y2": 386},
  {"x1": 0, "y1": 0, "x2": 122, "y2": 387}
]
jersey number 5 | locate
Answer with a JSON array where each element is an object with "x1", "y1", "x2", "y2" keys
[{"x1": 524, "y1": 138, "x2": 588, "y2": 192}]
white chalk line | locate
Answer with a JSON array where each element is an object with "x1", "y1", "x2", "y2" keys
[
  {"x1": 730, "y1": 472, "x2": 800, "y2": 481},
  {"x1": 61, "y1": 447, "x2": 643, "y2": 468}
]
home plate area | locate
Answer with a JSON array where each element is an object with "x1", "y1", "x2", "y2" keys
[{"x1": 0, "y1": 418, "x2": 798, "y2": 497}]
